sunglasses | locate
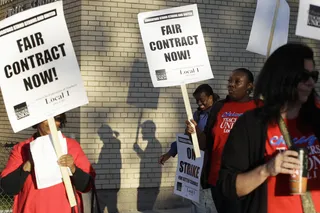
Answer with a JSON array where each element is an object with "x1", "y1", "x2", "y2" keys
[{"x1": 298, "y1": 70, "x2": 319, "y2": 83}]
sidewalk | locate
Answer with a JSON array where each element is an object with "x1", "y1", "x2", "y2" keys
[{"x1": 123, "y1": 207, "x2": 191, "y2": 213}]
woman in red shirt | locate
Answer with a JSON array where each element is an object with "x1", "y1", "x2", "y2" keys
[
  {"x1": 0, "y1": 113, "x2": 95, "y2": 213},
  {"x1": 218, "y1": 43, "x2": 320, "y2": 213},
  {"x1": 186, "y1": 68, "x2": 259, "y2": 213}
]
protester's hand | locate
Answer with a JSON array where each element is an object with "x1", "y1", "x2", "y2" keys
[
  {"x1": 23, "y1": 148, "x2": 33, "y2": 172},
  {"x1": 23, "y1": 160, "x2": 32, "y2": 172},
  {"x1": 185, "y1": 119, "x2": 198, "y2": 135},
  {"x1": 264, "y1": 150, "x2": 300, "y2": 177},
  {"x1": 58, "y1": 154, "x2": 76, "y2": 174},
  {"x1": 159, "y1": 153, "x2": 171, "y2": 165},
  {"x1": 133, "y1": 142, "x2": 139, "y2": 150}
]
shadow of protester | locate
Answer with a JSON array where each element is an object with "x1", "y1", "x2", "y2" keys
[
  {"x1": 133, "y1": 120, "x2": 162, "y2": 212},
  {"x1": 97, "y1": 124, "x2": 121, "y2": 213}
]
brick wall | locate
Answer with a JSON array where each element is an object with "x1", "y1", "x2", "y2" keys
[{"x1": 0, "y1": 0, "x2": 320, "y2": 211}]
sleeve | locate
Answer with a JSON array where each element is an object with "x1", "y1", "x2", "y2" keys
[
  {"x1": 168, "y1": 142, "x2": 177, "y2": 157},
  {"x1": 193, "y1": 111, "x2": 198, "y2": 121},
  {"x1": 68, "y1": 139, "x2": 96, "y2": 192},
  {"x1": 0, "y1": 143, "x2": 30, "y2": 195},
  {"x1": 1, "y1": 144, "x2": 24, "y2": 177},
  {"x1": 0, "y1": 165, "x2": 30, "y2": 195},
  {"x1": 72, "y1": 166, "x2": 92, "y2": 192},
  {"x1": 218, "y1": 114, "x2": 250, "y2": 200}
]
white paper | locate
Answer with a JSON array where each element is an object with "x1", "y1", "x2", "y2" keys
[
  {"x1": 138, "y1": 4, "x2": 213, "y2": 87},
  {"x1": 30, "y1": 131, "x2": 68, "y2": 189},
  {"x1": 296, "y1": 0, "x2": 320, "y2": 41},
  {"x1": 0, "y1": 1, "x2": 88, "y2": 133},
  {"x1": 173, "y1": 134, "x2": 204, "y2": 203},
  {"x1": 246, "y1": 0, "x2": 290, "y2": 56}
]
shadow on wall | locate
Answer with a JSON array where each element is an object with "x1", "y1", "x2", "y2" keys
[
  {"x1": 127, "y1": 60, "x2": 163, "y2": 211},
  {"x1": 127, "y1": 59, "x2": 160, "y2": 110},
  {"x1": 127, "y1": 59, "x2": 160, "y2": 144},
  {"x1": 96, "y1": 124, "x2": 122, "y2": 213},
  {"x1": 133, "y1": 120, "x2": 162, "y2": 212}
]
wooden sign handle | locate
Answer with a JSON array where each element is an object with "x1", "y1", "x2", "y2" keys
[
  {"x1": 48, "y1": 117, "x2": 77, "y2": 207},
  {"x1": 267, "y1": 0, "x2": 280, "y2": 57},
  {"x1": 181, "y1": 84, "x2": 201, "y2": 158}
]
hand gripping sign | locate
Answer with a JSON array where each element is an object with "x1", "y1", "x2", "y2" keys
[
  {"x1": 0, "y1": 1, "x2": 89, "y2": 207},
  {"x1": 138, "y1": 4, "x2": 213, "y2": 158}
]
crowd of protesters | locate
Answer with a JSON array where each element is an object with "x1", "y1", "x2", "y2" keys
[
  {"x1": 1, "y1": 42, "x2": 319, "y2": 213},
  {"x1": 160, "y1": 42, "x2": 320, "y2": 213}
]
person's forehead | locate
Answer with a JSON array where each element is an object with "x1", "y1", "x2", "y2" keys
[
  {"x1": 195, "y1": 92, "x2": 209, "y2": 99},
  {"x1": 230, "y1": 71, "x2": 246, "y2": 78}
]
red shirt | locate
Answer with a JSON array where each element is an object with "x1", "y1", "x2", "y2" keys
[
  {"x1": 1, "y1": 136, "x2": 95, "y2": 213},
  {"x1": 265, "y1": 118, "x2": 320, "y2": 213},
  {"x1": 208, "y1": 100, "x2": 257, "y2": 185}
]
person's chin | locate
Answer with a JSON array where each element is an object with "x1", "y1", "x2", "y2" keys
[
  {"x1": 298, "y1": 96, "x2": 309, "y2": 104},
  {"x1": 228, "y1": 95, "x2": 237, "y2": 101}
]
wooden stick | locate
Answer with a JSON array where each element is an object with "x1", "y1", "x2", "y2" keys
[
  {"x1": 266, "y1": 0, "x2": 280, "y2": 57},
  {"x1": 48, "y1": 117, "x2": 77, "y2": 207},
  {"x1": 180, "y1": 84, "x2": 201, "y2": 158}
]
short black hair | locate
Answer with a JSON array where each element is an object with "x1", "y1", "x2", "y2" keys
[
  {"x1": 32, "y1": 113, "x2": 67, "y2": 129},
  {"x1": 233, "y1": 68, "x2": 254, "y2": 83},
  {"x1": 193, "y1": 84, "x2": 220, "y2": 102},
  {"x1": 254, "y1": 43, "x2": 315, "y2": 123}
]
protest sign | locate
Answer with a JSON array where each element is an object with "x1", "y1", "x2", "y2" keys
[
  {"x1": 296, "y1": 0, "x2": 320, "y2": 41},
  {"x1": 174, "y1": 134, "x2": 204, "y2": 203},
  {"x1": 138, "y1": 4, "x2": 213, "y2": 157},
  {"x1": 0, "y1": 1, "x2": 88, "y2": 133},
  {"x1": 138, "y1": 4, "x2": 213, "y2": 87},
  {"x1": 0, "y1": 1, "x2": 86, "y2": 206},
  {"x1": 247, "y1": 0, "x2": 290, "y2": 56}
]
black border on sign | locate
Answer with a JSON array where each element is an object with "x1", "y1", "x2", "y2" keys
[{"x1": 0, "y1": 9, "x2": 57, "y2": 37}]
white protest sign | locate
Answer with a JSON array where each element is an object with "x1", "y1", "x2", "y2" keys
[
  {"x1": 174, "y1": 134, "x2": 204, "y2": 203},
  {"x1": 296, "y1": 0, "x2": 320, "y2": 41},
  {"x1": 138, "y1": 4, "x2": 213, "y2": 87},
  {"x1": 246, "y1": 0, "x2": 290, "y2": 56},
  {"x1": 0, "y1": 1, "x2": 88, "y2": 132},
  {"x1": 30, "y1": 131, "x2": 68, "y2": 189}
]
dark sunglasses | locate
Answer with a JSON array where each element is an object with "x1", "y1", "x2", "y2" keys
[{"x1": 298, "y1": 70, "x2": 319, "y2": 83}]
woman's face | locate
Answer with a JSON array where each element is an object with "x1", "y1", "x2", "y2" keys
[
  {"x1": 227, "y1": 71, "x2": 253, "y2": 101},
  {"x1": 297, "y1": 59, "x2": 316, "y2": 104},
  {"x1": 194, "y1": 92, "x2": 213, "y2": 111},
  {"x1": 37, "y1": 119, "x2": 61, "y2": 136}
]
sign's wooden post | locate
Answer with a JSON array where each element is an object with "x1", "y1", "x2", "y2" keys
[{"x1": 48, "y1": 117, "x2": 76, "y2": 207}]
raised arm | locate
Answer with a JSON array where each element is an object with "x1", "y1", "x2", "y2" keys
[
  {"x1": 219, "y1": 113, "x2": 300, "y2": 199},
  {"x1": 235, "y1": 150, "x2": 299, "y2": 197}
]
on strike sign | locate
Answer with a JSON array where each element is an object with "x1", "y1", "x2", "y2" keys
[
  {"x1": 138, "y1": 4, "x2": 213, "y2": 87},
  {"x1": 0, "y1": 1, "x2": 88, "y2": 132},
  {"x1": 174, "y1": 134, "x2": 204, "y2": 203}
]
